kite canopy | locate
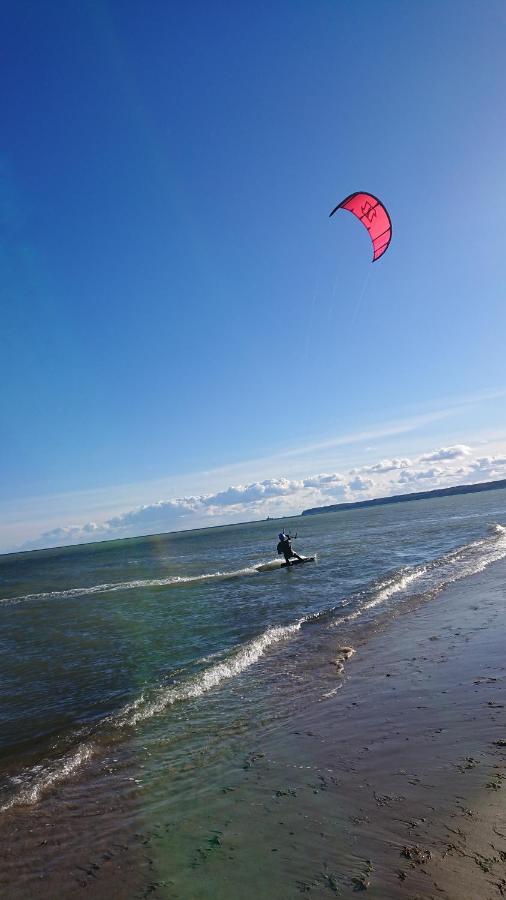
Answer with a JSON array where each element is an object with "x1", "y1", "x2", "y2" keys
[{"x1": 330, "y1": 192, "x2": 392, "y2": 261}]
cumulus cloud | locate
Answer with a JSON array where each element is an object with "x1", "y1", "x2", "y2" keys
[
  {"x1": 302, "y1": 472, "x2": 345, "y2": 489},
  {"x1": 23, "y1": 521, "x2": 104, "y2": 550},
  {"x1": 208, "y1": 478, "x2": 300, "y2": 506},
  {"x1": 397, "y1": 467, "x2": 444, "y2": 484},
  {"x1": 420, "y1": 444, "x2": 471, "y2": 462},
  {"x1": 347, "y1": 475, "x2": 373, "y2": 492},
  {"x1": 19, "y1": 441, "x2": 506, "y2": 552},
  {"x1": 357, "y1": 457, "x2": 411, "y2": 474},
  {"x1": 470, "y1": 455, "x2": 506, "y2": 471}
]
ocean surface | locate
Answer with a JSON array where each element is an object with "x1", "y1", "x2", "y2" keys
[{"x1": 1, "y1": 489, "x2": 505, "y2": 829}]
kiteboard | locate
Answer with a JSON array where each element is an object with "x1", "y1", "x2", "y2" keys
[{"x1": 280, "y1": 556, "x2": 315, "y2": 568}]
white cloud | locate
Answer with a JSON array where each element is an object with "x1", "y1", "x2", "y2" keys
[
  {"x1": 16, "y1": 442, "x2": 506, "y2": 552},
  {"x1": 470, "y1": 455, "x2": 506, "y2": 470},
  {"x1": 207, "y1": 478, "x2": 300, "y2": 506},
  {"x1": 356, "y1": 457, "x2": 412, "y2": 474},
  {"x1": 302, "y1": 472, "x2": 345, "y2": 489},
  {"x1": 420, "y1": 444, "x2": 471, "y2": 462},
  {"x1": 347, "y1": 475, "x2": 374, "y2": 492},
  {"x1": 397, "y1": 467, "x2": 444, "y2": 484}
]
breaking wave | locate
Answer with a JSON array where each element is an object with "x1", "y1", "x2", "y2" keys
[
  {"x1": 335, "y1": 521, "x2": 506, "y2": 626},
  {"x1": 110, "y1": 621, "x2": 303, "y2": 728},
  {"x1": 0, "y1": 620, "x2": 303, "y2": 812},
  {"x1": 0, "y1": 743, "x2": 95, "y2": 813}
]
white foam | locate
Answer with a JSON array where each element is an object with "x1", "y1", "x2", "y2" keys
[
  {"x1": 321, "y1": 685, "x2": 342, "y2": 699},
  {"x1": 366, "y1": 567, "x2": 427, "y2": 608},
  {"x1": 332, "y1": 522, "x2": 506, "y2": 627},
  {"x1": 256, "y1": 559, "x2": 284, "y2": 572},
  {"x1": 490, "y1": 523, "x2": 506, "y2": 535},
  {"x1": 0, "y1": 619, "x2": 303, "y2": 811},
  {"x1": 111, "y1": 620, "x2": 303, "y2": 728},
  {"x1": 1, "y1": 566, "x2": 263, "y2": 605},
  {"x1": 0, "y1": 741, "x2": 95, "y2": 812},
  {"x1": 1, "y1": 553, "x2": 317, "y2": 606}
]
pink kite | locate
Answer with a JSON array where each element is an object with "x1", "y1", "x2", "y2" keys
[{"x1": 330, "y1": 192, "x2": 392, "y2": 262}]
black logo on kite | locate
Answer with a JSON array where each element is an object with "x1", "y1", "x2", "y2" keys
[{"x1": 361, "y1": 201, "x2": 377, "y2": 223}]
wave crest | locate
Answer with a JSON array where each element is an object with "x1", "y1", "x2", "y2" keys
[
  {"x1": 1, "y1": 620, "x2": 302, "y2": 811},
  {"x1": 334, "y1": 521, "x2": 506, "y2": 626}
]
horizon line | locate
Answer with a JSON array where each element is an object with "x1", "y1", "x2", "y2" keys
[{"x1": 3, "y1": 475, "x2": 505, "y2": 560}]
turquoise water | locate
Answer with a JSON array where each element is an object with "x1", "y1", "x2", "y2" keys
[{"x1": 1, "y1": 489, "x2": 506, "y2": 816}]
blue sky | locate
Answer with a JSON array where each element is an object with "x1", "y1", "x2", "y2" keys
[{"x1": 1, "y1": 0, "x2": 506, "y2": 551}]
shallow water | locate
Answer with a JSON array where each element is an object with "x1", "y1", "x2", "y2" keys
[{"x1": 1, "y1": 488, "x2": 505, "y2": 819}]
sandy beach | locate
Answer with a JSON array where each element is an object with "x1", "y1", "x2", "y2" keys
[
  {"x1": 1, "y1": 555, "x2": 505, "y2": 898},
  {"x1": 3, "y1": 0, "x2": 506, "y2": 896}
]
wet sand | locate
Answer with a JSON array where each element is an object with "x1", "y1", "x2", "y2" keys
[
  {"x1": 208, "y1": 558, "x2": 506, "y2": 899},
  {"x1": 1, "y1": 559, "x2": 506, "y2": 898}
]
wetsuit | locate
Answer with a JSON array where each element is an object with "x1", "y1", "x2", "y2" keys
[{"x1": 279, "y1": 537, "x2": 301, "y2": 566}]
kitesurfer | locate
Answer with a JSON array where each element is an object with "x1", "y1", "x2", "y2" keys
[{"x1": 277, "y1": 531, "x2": 302, "y2": 566}]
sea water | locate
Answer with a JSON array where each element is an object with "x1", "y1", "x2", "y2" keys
[{"x1": 1, "y1": 488, "x2": 505, "y2": 820}]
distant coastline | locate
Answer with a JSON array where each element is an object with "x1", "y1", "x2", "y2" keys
[
  {"x1": 5, "y1": 478, "x2": 505, "y2": 559},
  {"x1": 302, "y1": 477, "x2": 506, "y2": 517},
  {"x1": 1, "y1": 511, "x2": 301, "y2": 559}
]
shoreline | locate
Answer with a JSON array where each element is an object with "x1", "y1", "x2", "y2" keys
[{"x1": 1, "y1": 560, "x2": 506, "y2": 897}]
